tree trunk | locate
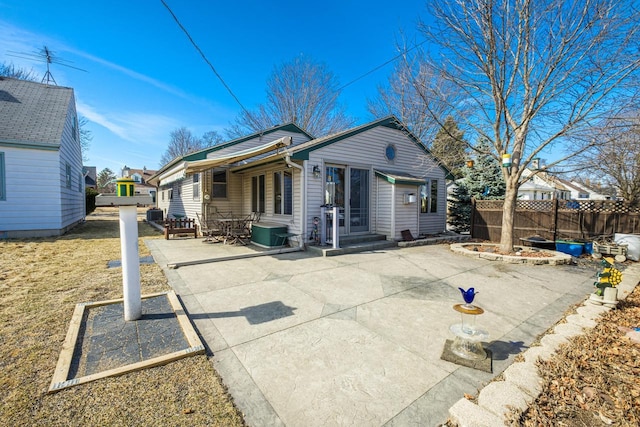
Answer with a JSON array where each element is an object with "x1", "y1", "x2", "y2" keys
[{"x1": 500, "y1": 181, "x2": 519, "y2": 252}]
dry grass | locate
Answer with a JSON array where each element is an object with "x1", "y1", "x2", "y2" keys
[{"x1": 0, "y1": 207, "x2": 245, "y2": 426}]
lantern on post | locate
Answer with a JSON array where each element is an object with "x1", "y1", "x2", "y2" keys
[
  {"x1": 114, "y1": 178, "x2": 142, "y2": 321},
  {"x1": 502, "y1": 153, "x2": 512, "y2": 168},
  {"x1": 116, "y1": 178, "x2": 135, "y2": 197}
]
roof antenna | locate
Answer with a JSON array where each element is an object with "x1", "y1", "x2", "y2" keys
[{"x1": 7, "y1": 45, "x2": 87, "y2": 85}]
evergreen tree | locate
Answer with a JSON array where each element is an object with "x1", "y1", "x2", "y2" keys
[
  {"x1": 448, "y1": 139, "x2": 505, "y2": 232},
  {"x1": 431, "y1": 116, "x2": 468, "y2": 178},
  {"x1": 96, "y1": 168, "x2": 116, "y2": 193}
]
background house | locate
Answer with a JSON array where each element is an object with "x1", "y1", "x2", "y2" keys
[
  {"x1": 519, "y1": 167, "x2": 610, "y2": 201},
  {"x1": 0, "y1": 77, "x2": 85, "y2": 238},
  {"x1": 121, "y1": 165, "x2": 157, "y2": 203},
  {"x1": 83, "y1": 166, "x2": 97, "y2": 189},
  {"x1": 150, "y1": 117, "x2": 451, "y2": 242}
]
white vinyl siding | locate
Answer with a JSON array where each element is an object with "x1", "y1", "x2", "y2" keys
[
  {"x1": 0, "y1": 152, "x2": 5, "y2": 201},
  {"x1": 395, "y1": 184, "x2": 420, "y2": 240},
  {"x1": 0, "y1": 148, "x2": 63, "y2": 235},
  {"x1": 59, "y1": 98, "x2": 85, "y2": 228},
  {"x1": 306, "y1": 126, "x2": 447, "y2": 239},
  {"x1": 375, "y1": 179, "x2": 393, "y2": 238},
  {"x1": 0, "y1": 86, "x2": 84, "y2": 237}
]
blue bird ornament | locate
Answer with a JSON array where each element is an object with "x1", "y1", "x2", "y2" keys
[{"x1": 458, "y1": 287, "x2": 478, "y2": 305}]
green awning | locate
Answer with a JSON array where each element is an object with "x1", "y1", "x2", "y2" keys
[{"x1": 374, "y1": 169, "x2": 425, "y2": 186}]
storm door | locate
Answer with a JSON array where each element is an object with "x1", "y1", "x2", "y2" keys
[
  {"x1": 325, "y1": 165, "x2": 369, "y2": 234},
  {"x1": 349, "y1": 168, "x2": 369, "y2": 233}
]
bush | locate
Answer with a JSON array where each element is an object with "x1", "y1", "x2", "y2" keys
[{"x1": 85, "y1": 188, "x2": 99, "y2": 214}]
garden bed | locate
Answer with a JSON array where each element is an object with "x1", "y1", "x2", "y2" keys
[{"x1": 450, "y1": 242, "x2": 573, "y2": 265}]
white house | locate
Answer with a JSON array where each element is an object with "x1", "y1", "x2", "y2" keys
[
  {"x1": 121, "y1": 165, "x2": 157, "y2": 203},
  {"x1": 519, "y1": 167, "x2": 610, "y2": 201},
  {"x1": 149, "y1": 116, "x2": 451, "y2": 243},
  {"x1": 0, "y1": 77, "x2": 85, "y2": 238}
]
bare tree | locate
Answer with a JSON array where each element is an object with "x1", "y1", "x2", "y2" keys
[
  {"x1": 368, "y1": 51, "x2": 452, "y2": 144},
  {"x1": 577, "y1": 116, "x2": 640, "y2": 203},
  {"x1": 415, "y1": 0, "x2": 640, "y2": 251},
  {"x1": 201, "y1": 130, "x2": 224, "y2": 147},
  {"x1": 159, "y1": 127, "x2": 205, "y2": 166},
  {"x1": 0, "y1": 62, "x2": 38, "y2": 81},
  {"x1": 78, "y1": 116, "x2": 92, "y2": 162},
  {"x1": 227, "y1": 56, "x2": 356, "y2": 138}
]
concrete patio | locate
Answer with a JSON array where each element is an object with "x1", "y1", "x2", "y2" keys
[{"x1": 145, "y1": 238, "x2": 598, "y2": 426}]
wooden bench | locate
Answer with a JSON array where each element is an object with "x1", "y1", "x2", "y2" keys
[{"x1": 164, "y1": 218, "x2": 198, "y2": 240}]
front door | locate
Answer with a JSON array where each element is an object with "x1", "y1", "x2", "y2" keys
[{"x1": 325, "y1": 165, "x2": 369, "y2": 235}]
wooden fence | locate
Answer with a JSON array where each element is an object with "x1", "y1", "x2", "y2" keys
[{"x1": 471, "y1": 199, "x2": 640, "y2": 244}]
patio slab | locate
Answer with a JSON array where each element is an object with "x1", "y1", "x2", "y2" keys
[{"x1": 146, "y1": 238, "x2": 599, "y2": 426}]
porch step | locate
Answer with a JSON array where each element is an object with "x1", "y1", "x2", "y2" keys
[{"x1": 307, "y1": 234, "x2": 397, "y2": 257}]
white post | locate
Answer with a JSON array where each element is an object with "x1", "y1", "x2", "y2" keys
[
  {"x1": 320, "y1": 206, "x2": 326, "y2": 246},
  {"x1": 332, "y1": 206, "x2": 339, "y2": 249},
  {"x1": 119, "y1": 205, "x2": 142, "y2": 321}
]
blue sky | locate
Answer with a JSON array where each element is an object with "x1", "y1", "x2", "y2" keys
[{"x1": 1, "y1": 0, "x2": 429, "y2": 174}]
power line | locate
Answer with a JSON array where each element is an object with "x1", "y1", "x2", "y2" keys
[
  {"x1": 335, "y1": 39, "x2": 428, "y2": 94},
  {"x1": 160, "y1": 0, "x2": 262, "y2": 130},
  {"x1": 161, "y1": 0, "x2": 428, "y2": 130}
]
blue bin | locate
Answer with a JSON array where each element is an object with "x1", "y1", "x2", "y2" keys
[{"x1": 555, "y1": 240, "x2": 585, "y2": 256}]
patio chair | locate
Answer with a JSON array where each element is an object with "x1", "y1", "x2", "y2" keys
[
  {"x1": 227, "y1": 214, "x2": 253, "y2": 245},
  {"x1": 196, "y1": 212, "x2": 223, "y2": 243}
]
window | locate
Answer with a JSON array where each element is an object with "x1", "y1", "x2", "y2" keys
[
  {"x1": 274, "y1": 170, "x2": 293, "y2": 215},
  {"x1": 385, "y1": 144, "x2": 396, "y2": 162},
  {"x1": 78, "y1": 172, "x2": 83, "y2": 192},
  {"x1": 212, "y1": 170, "x2": 227, "y2": 198},
  {"x1": 65, "y1": 163, "x2": 72, "y2": 189},
  {"x1": 420, "y1": 179, "x2": 438, "y2": 213},
  {"x1": 72, "y1": 115, "x2": 78, "y2": 141},
  {"x1": 192, "y1": 173, "x2": 200, "y2": 200},
  {"x1": 168, "y1": 188, "x2": 173, "y2": 200},
  {"x1": 0, "y1": 152, "x2": 5, "y2": 201},
  {"x1": 251, "y1": 175, "x2": 265, "y2": 213}
]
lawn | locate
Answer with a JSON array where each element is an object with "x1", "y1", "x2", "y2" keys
[{"x1": 0, "y1": 207, "x2": 244, "y2": 426}]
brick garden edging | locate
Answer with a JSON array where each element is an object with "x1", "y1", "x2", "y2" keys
[
  {"x1": 450, "y1": 242, "x2": 572, "y2": 265},
  {"x1": 447, "y1": 263, "x2": 640, "y2": 427}
]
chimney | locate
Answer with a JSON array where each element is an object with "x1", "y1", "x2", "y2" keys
[{"x1": 531, "y1": 158, "x2": 540, "y2": 170}]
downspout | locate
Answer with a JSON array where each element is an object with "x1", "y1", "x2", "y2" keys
[{"x1": 284, "y1": 152, "x2": 306, "y2": 250}]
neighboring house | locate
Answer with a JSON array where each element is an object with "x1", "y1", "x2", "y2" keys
[
  {"x1": 519, "y1": 167, "x2": 610, "y2": 201},
  {"x1": 121, "y1": 165, "x2": 157, "y2": 203},
  {"x1": 568, "y1": 180, "x2": 610, "y2": 200},
  {"x1": 518, "y1": 169, "x2": 557, "y2": 200},
  {"x1": 84, "y1": 166, "x2": 97, "y2": 189},
  {"x1": 149, "y1": 116, "x2": 451, "y2": 242},
  {"x1": 0, "y1": 77, "x2": 85, "y2": 238}
]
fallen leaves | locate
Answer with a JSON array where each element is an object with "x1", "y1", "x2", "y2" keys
[{"x1": 516, "y1": 285, "x2": 640, "y2": 426}]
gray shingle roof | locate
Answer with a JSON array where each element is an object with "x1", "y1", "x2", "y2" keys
[{"x1": 0, "y1": 77, "x2": 74, "y2": 146}]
